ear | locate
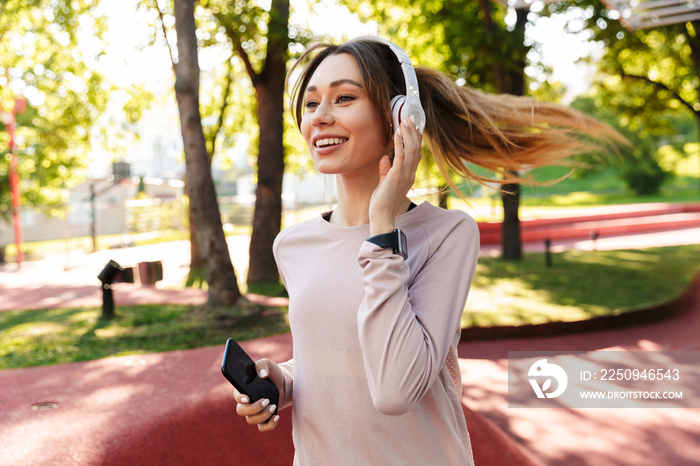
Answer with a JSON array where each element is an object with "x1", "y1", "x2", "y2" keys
[{"x1": 378, "y1": 155, "x2": 392, "y2": 177}]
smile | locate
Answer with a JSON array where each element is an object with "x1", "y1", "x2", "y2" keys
[{"x1": 315, "y1": 137, "x2": 348, "y2": 148}]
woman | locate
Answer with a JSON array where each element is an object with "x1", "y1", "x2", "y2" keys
[{"x1": 233, "y1": 36, "x2": 621, "y2": 465}]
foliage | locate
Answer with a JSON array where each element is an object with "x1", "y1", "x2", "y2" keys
[
  {"x1": 546, "y1": 1, "x2": 699, "y2": 115},
  {"x1": 96, "y1": 85, "x2": 156, "y2": 164},
  {"x1": 543, "y1": 2, "x2": 700, "y2": 193},
  {"x1": 138, "y1": 0, "x2": 313, "y2": 172},
  {"x1": 0, "y1": 0, "x2": 111, "y2": 223},
  {"x1": 571, "y1": 91, "x2": 699, "y2": 194},
  {"x1": 342, "y1": 0, "x2": 525, "y2": 89}
]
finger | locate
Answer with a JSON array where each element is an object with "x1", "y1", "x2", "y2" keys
[
  {"x1": 238, "y1": 396, "x2": 265, "y2": 416},
  {"x1": 392, "y1": 129, "x2": 406, "y2": 169},
  {"x1": 233, "y1": 388, "x2": 248, "y2": 404},
  {"x1": 401, "y1": 120, "x2": 422, "y2": 172},
  {"x1": 256, "y1": 362, "x2": 269, "y2": 380},
  {"x1": 258, "y1": 414, "x2": 281, "y2": 433},
  {"x1": 404, "y1": 115, "x2": 423, "y2": 145},
  {"x1": 236, "y1": 394, "x2": 270, "y2": 416},
  {"x1": 236, "y1": 398, "x2": 260, "y2": 417},
  {"x1": 255, "y1": 359, "x2": 286, "y2": 407},
  {"x1": 404, "y1": 118, "x2": 422, "y2": 150},
  {"x1": 246, "y1": 402, "x2": 277, "y2": 426}
]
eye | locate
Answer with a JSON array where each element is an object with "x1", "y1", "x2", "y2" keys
[
  {"x1": 304, "y1": 100, "x2": 319, "y2": 110},
  {"x1": 336, "y1": 94, "x2": 355, "y2": 104}
]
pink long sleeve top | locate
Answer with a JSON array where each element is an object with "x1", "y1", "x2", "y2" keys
[{"x1": 273, "y1": 201, "x2": 479, "y2": 465}]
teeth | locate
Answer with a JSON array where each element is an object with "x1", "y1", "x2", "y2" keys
[{"x1": 315, "y1": 138, "x2": 347, "y2": 148}]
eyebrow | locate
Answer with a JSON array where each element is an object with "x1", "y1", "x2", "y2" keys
[{"x1": 306, "y1": 79, "x2": 364, "y2": 93}]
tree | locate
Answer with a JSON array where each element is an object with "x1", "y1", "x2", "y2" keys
[
  {"x1": 172, "y1": 0, "x2": 241, "y2": 306},
  {"x1": 477, "y1": 2, "x2": 530, "y2": 261},
  {"x1": 547, "y1": 2, "x2": 700, "y2": 194},
  {"x1": 0, "y1": 0, "x2": 110, "y2": 224},
  {"x1": 206, "y1": 0, "x2": 291, "y2": 286},
  {"x1": 144, "y1": 0, "x2": 311, "y2": 290},
  {"x1": 144, "y1": 0, "x2": 250, "y2": 286}
]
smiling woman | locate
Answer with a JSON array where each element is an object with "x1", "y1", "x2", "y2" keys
[{"x1": 228, "y1": 36, "x2": 626, "y2": 466}]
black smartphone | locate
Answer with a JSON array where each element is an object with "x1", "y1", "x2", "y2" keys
[{"x1": 221, "y1": 338, "x2": 279, "y2": 417}]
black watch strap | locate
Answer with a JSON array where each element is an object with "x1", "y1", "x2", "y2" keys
[{"x1": 366, "y1": 229, "x2": 407, "y2": 259}]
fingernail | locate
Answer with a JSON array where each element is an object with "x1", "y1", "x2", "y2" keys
[
  {"x1": 269, "y1": 405, "x2": 276, "y2": 413},
  {"x1": 261, "y1": 398, "x2": 270, "y2": 407},
  {"x1": 410, "y1": 114, "x2": 417, "y2": 124},
  {"x1": 273, "y1": 415, "x2": 280, "y2": 423},
  {"x1": 240, "y1": 397, "x2": 249, "y2": 404},
  {"x1": 259, "y1": 369, "x2": 268, "y2": 378}
]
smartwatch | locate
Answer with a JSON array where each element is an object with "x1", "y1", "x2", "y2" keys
[{"x1": 367, "y1": 229, "x2": 407, "y2": 260}]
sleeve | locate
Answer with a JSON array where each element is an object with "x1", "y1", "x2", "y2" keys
[
  {"x1": 356, "y1": 216, "x2": 479, "y2": 415},
  {"x1": 278, "y1": 360, "x2": 294, "y2": 410}
]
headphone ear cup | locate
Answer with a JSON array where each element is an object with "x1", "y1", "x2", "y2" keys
[
  {"x1": 404, "y1": 99, "x2": 426, "y2": 134},
  {"x1": 391, "y1": 95, "x2": 406, "y2": 134}
]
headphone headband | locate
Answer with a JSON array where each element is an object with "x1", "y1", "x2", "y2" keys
[{"x1": 352, "y1": 36, "x2": 426, "y2": 134}]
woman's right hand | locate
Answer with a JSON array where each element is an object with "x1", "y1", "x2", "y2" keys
[{"x1": 233, "y1": 358, "x2": 285, "y2": 432}]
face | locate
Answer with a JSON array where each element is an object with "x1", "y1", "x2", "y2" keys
[{"x1": 300, "y1": 53, "x2": 391, "y2": 177}]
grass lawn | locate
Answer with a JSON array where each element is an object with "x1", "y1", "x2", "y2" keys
[
  {"x1": 2, "y1": 244, "x2": 699, "y2": 369},
  {"x1": 464, "y1": 244, "x2": 700, "y2": 327},
  {"x1": 0, "y1": 299, "x2": 289, "y2": 370}
]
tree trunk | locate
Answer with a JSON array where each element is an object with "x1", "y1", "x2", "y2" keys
[
  {"x1": 246, "y1": 0, "x2": 289, "y2": 285},
  {"x1": 185, "y1": 175, "x2": 205, "y2": 287},
  {"x1": 499, "y1": 7, "x2": 529, "y2": 261},
  {"x1": 501, "y1": 172, "x2": 522, "y2": 260},
  {"x1": 188, "y1": 197, "x2": 201, "y2": 268},
  {"x1": 506, "y1": 7, "x2": 529, "y2": 96},
  {"x1": 173, "y1": 0, "x2": 240, "y2": 305},
  {"x1": 478, "y1": 4, "x2": 529, "y2": 261}
]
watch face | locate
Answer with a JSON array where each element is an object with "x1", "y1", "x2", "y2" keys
[{"x1": 396, "y1": 229, "x2": 407, "y2": 260}]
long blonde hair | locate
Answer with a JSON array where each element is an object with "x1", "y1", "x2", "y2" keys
[{"x1": 287, "y1": 38, "x2": 624, "y2": 193}]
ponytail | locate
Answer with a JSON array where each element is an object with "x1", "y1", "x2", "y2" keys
[{"x1": 417, "y1": 67, "x2": 625, "y2": 193}]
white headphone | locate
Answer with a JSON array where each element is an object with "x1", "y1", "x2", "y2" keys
[{"x1": 353, "y1": 36, "x2": 426, "y2": 135}]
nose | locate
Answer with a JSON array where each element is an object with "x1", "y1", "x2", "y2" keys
[{"x1": 311, "y1": 101, "x2": 334, "y2": 127}]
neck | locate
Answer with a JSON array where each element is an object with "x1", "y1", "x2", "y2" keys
[
  {"x1": 328, "y1": 172, "x2": 412, "y2": 227},
  {"x1": 329, "y1": 172, "x2": 375, "y2": 226}
]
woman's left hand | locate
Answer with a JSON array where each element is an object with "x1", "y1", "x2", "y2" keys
[{"x1": 369, "y1": 116, "x2": 422, "y2": 236}]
